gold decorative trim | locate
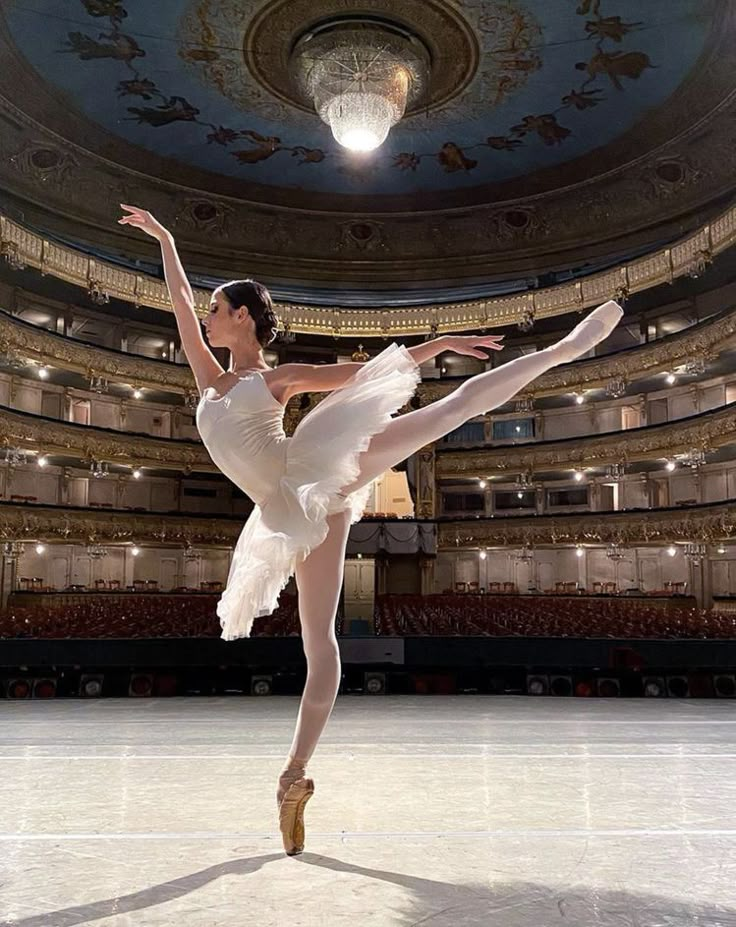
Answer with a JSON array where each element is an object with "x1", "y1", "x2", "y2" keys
[
  {"x1": 0, "y1": 499, "x2": 732, "y2": 549},
  {"x1": 1, "y1": 203, "x2": 735, "y2": 335},
  {"x1": 0, "y1": 502, "x2": 242, "y2": 546},
  {"x1": 436, "y1": 403, "x2": 736, "y2": 476},
  {"x1": 2, "y1": 300, "x2": 736, "y2": 404},
  {"x1": 1, "y1": 398, "x2": 735, "y2": 477},
  {"x1": 439, "y1": 501, "x2": 736, "y2": 549},
  {"x1": 0, "y1": 405, "x2": 215, "y2": 473}
]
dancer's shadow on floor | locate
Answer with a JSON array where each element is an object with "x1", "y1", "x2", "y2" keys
[{"x1": 4, "y1": 852, "x2": 736, "y2": 927}]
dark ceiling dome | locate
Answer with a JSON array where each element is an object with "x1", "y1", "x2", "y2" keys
[{"x1": 0, "y1": 0, "x2": 734, "y2": 295}]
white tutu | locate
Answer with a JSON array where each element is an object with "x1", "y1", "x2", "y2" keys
[{"x1": 216, "y1": 342, "x2": 421, "y2": 640}]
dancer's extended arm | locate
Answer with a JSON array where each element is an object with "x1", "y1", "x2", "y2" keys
[
  {"x1": 118, "y1": 205, "x2": 222, "y2": 392},
  {"x1": 279, "y1": 333, "x2": 504, "y2": 396}
]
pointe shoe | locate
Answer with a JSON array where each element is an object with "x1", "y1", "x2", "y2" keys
[
  {"x1": 555, "y1": 299, "x2": 624, "y2": 362},
  {"x1": 276, "y1": 760, "x2": 307, "y2": 808},
  {"x1": 278, "y1": 777, "x2": 314, "y2": 856}
]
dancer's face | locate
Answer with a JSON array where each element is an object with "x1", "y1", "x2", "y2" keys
[{"x1": 202, "y1": 289, "x2": 255, "y2": 348}]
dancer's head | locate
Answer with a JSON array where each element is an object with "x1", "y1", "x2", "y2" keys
[{"x1": 203, "y1": 279, "x2": 279, "y2": 350}]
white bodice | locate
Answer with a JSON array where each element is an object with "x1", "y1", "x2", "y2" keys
[{"x1": 196, "y1": 372, "x2": 288, "y2": 506}]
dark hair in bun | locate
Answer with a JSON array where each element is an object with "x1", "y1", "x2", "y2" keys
[{"x1": 218, "y1": 279, "x2": 279, "y2": 347}]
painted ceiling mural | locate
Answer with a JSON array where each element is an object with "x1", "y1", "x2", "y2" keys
[{"x1": 3, "y1": 0, "x2": 710, "y2": 197}]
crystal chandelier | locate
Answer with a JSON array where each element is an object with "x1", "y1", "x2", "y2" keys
[
  {"x1": 683, "y1": 447, "x2": 706, "y2": 469},
  {"x1": 89, "y1": 375, "x2": 109, "y2": 394},
  {"x1": 605, "y1": 462, "x2": 626, "y2": 482},
  {"x1": 5, "y1": 447, "x2": 27, "y2": 468},
  {"x1": 87, "y1": 543, "x2": 108, "y2": 560},
  {"x1": 90, "y1": 460, "x2": 109, "y2": 479},
  {"x1": 683, "y1": 357, "x2": 706, "y2": 376},
  {"x1": 606, "y1": 542, "x2": 625, "y2": 562},
  {"x1": 684, "y1": 542, "x2": 707, "y2": 564},
  {"x1": 515, "y1": 395, "x2": 534, "y2": 414},
  {"x1": 605, "y1": 378, "x2": 627, "y2": 399},
  {"x1": 512, "y1": 545, "x2": 534, "y2": 564},
  {"x1": 2, "y1": 540, "x2": 24, "y2": 561},
  {"x1": 183, "y1": 545, "x2": 201, "y2": 563},
  {"x1": 291, "y1": 19, "x2": 430, "y2": 152}
]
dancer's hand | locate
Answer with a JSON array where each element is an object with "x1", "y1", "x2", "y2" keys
[
  {"x1": 118, "y1": 204, "x2": 170, "y2": 241},
  {"x1": 442, "y1": 334, "x2": 504, "y2": 359}
]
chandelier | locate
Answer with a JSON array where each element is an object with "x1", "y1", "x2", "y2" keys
[
  {"x1": 684, "y1": 542, "x2": 707, "y2": 564},
  {"x1": 2, "y1": 540, "x2": 24, "y2": 561},
  {"x1": 5, "y1": 447, "x2": 27, "y2": 468},
  {"x1": 605, "y1": 542, "x2": 625, "y2": 562},
  {"x1": 512, "y1": 545, "x2": 534, "y2": 564},
  {"x1": 89, "y1": 460, "x2": 109, "y2": 479},
  {"x1": 183, "y1": 545, "x2": 201, "y2": 563},
  {"x1": 605, "y1": 462, "x2": 626, "y2": 482},
  {"x1": 87, "y1": 543, "x2": 108, "y2": 560},
  {"x1": 605, "y1": 378, "x2": 627, "y2": 399},
  {"x1": 291, "y1": 18, "x2": 430, "y2": 152},
  {"x1": 683, "y1": 447, "x2": 707, "y2": 469},
  {"x1": 89, "y1": 375, "x2": 109, "y2": 394}
]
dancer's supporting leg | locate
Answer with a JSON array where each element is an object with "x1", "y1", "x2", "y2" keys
[
  {"x1": 277, "y1": 507, "x2": 353, "y2": 807},
  {"x1": 342, "y1": 300, "x2": 624, "y2": 492}
]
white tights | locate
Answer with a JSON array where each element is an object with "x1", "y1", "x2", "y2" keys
[{"x1": 280, "y1": 301, "x2": 622, "y2": 791}]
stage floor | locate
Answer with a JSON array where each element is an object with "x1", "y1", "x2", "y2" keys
[{"x1": 1, "y1": 696, "x2": 735, "y2": 926}]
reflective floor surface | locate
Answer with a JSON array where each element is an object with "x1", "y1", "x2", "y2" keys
[{"x1": 1, "y1": 696, "x2": 735, "y2": 926}]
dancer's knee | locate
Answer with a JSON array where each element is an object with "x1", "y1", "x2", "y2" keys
[{"x1": 302, "y1": 627, "x2": 339, "y2": 661}]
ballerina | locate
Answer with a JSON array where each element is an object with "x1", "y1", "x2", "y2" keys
[{"x1": 118, "y1": 204, "x2": 623, "y2": 855}]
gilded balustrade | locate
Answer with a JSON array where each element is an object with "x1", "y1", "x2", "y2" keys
[{"x1": 2, "y1": 202, "x2": 736, "y2": 336}]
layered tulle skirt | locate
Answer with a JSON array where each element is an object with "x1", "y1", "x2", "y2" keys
[{"x1": 216, "y1": 342, "x2": 421, "y2": 640}]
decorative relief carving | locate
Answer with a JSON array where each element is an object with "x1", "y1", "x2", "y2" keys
[
  {"x1": 0, "y1": 503, "x2": 244, "y2": 547},
  {"x1": 438, "y1": 502, "x2": 736, "y2": 550},
  {"x1": 2, "y1": 202, "x2": 736, "y2": 334},
  {"x1": 436, "y1": 404, "x2": 736, "y2": 476},
  {"x1": 8, "y1": 142, "x2": 79, "y2": 191},
  {"x1": 0, "y1": 499, "x2": 732, "y2": 550},
  {"x1": 175, "y1": 198, "x2": 233, "y2": 236}
]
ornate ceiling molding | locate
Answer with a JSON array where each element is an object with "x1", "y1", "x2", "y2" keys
[
  {"x1": 438, "y1": 500, "x2": 736, "y2": 550},
  {"x1": 1, "y1": 202, "x2": 735, "y2": 335},
  {"x1": 1, "y1": 0, "x2": 736, "y2": 289},
  {"x1": 436, "y1": 403, "x2": 736, "y2": 476}
]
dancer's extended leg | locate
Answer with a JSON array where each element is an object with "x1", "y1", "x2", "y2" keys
[
  {"x1": 277, "y1": 507, "x2": 352, "y2": 807},
  {"x1": 341, "y1": 300, "x2": 623, "y2": 492}
]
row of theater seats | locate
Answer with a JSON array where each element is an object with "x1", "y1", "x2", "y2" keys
[
  {"x1": 1, "y1": 593, "x2": 733, "y2": 639},
  {"x1": 373, "y1": 594, "x2": 735, "y2": 639},
  {"x1": 16, "y1": 579, "x2": 224, "y2": 592},
  {"x1": 0, "y1": 593, "x2": 303, "y2": 638},
  {"x1": 448, "y1": 581, "x2": 689, "y2": 595}
]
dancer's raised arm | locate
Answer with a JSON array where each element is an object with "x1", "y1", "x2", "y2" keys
[
  {"x1": 279, "y1": 333, "x2": 504, "y2": 397},
  {"x1": 118, "y1": 205, "x2": 223, "y2": 392}
]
